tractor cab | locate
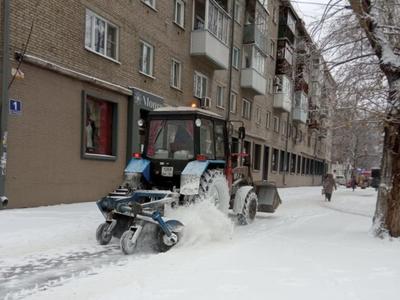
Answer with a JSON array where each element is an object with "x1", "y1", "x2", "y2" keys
[{"x1": 139, "y1": 107, "x2": 228, "y2": 189}]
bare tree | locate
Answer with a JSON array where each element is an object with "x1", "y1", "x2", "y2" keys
[{"x1": 311, "y1": 0, "x2": 400, "y2": 237}]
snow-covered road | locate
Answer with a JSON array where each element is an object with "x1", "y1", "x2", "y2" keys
[{"x1": 1, "y1": 186, "x2": 399, "y2": 300}]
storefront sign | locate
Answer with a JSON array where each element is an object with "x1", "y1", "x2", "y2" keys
[{"x1": 132, "y1": 88, "x2": 163, "y2": 110}]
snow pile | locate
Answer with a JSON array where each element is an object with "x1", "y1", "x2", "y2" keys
[{"x1": 165, "y1": 200, "x2": 234, "y2": 248}]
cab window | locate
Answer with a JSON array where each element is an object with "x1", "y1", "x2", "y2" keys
[
  {"x1": 199, "y1": 119, "x2": 215, "y2": 159},
  {"x1": 215, "y1": 122, "x2": 225, "y2": 159}
]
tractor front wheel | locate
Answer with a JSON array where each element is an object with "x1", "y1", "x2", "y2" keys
[
  {"x1": 120, "y1": 229, "x2": 138, "y2": 255},
  {"x1": 199, "y1": 169, "x2": 230, "y2": 214}
]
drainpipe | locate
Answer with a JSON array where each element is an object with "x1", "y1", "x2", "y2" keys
[
  {"x1": 226, "y1": 2, "x2": 235, "y2": 122},
  {"x1": 0, "y1": 0, "x2": 10, "y2": 208}
]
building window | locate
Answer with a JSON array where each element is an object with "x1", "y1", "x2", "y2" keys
[
  {"x1": 273, "y1": 116, "x2": 280, "y2": 132},
  {"x1": 142, "y1": 0, "x2": 156, "y2": 9},
  {"x1": 266, "y1": 111, "x2": 271, "y2": 128},
  {"x1": 171, "y1": 59, "x2": 181, "y2": 89},
  {"x1": 83, "y1": 93, "x2": 117, "y2": 158},
  {"x1": 85, "y1": 10, "x2": 118, "y2": 60},
  {"x1": 174, "y1": 0, "x2": 185, "y2": 27},
  {"x1": 268, "y1": 77, "x2": 273, "y2": 94},
  {"x1": 271, "y1": 148, "x2": 279, "y2": 172},
  {"x1": 270, "y1": 40, "x2": 275, "y2": 57},
  {"x1": 216, "y1": 85, "x2": 225, "y2": 108},
  {"x1": 286, "y1": 152, "x2": 290, "y2": 172},
  {"x1": 139, "y1": 40, "x2": 154, "y2": 76},
  {"x1": 230, "y1": 92, "x2": 237, "y2": 113},
  {"x1": 254, "y1": 144, "x2": 261, "y2": 171},
  {"x1": 242, "y1": 98, "x2": 251, "y2": 119},
  {"x1": 256, "y1": 106, "x2": 262, "y2": 124},
  {"x1": 281, "y1": 120, "x2": 286, "y2": 135},
  {"x1": 194, "y1": 71, "x2": 208, "y2": 98},
  {"x1": 234, "y1": 1, "x2": 241, "y2": 23},
  {"x1": 273, "y1": 6, "x2": 278, "y2": 24},
  {"x1": 232, "y1": 47, "x2": 240, "y2": 69},
  {"x1": 302, "y1": 157, "x2": 306, "y2": 175}
]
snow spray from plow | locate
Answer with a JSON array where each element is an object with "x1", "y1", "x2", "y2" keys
[{"x1": 95, "y1": 106, "x2": 281, "y2": 255}]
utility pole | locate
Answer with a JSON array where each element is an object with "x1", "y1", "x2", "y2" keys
[{"x1": 0, "y1": 0, "x2": 10, "y2": 208}]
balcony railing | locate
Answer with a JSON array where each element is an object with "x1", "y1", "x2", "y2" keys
[
  {"x1": 241, "y1": 68, "x2": 267, "y2": 95},
  {"x1": 191, "y1": 0, "x2": 231, "y2": 69},
  {"x1": 293, "y1": 91, "x2": 308, "y2": 123}
]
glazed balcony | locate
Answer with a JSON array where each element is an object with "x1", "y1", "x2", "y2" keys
[
  {"x1": 292, "y1": 91, "x2": 308, "y2": 123},
  {"x1": 273, "y1": 75, "x2": 293, "y2": 113},
  {"x1": 243, "y1": 1, "x2": 268, "y2": 55},
  {"x1": 241, "y1": 44, "x2": 267, "y2": 95},
  {"x1": 191, "y1": 0, "x2": 230, "y2": 69}
]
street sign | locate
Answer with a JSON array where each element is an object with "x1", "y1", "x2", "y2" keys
[{"x1": 9, "y1": 99, "x2": 22, "y2": 115}]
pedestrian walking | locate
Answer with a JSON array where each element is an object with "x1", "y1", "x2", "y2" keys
[{"x1": 323, "y1": 173, "x2": 337, "y2": 202}]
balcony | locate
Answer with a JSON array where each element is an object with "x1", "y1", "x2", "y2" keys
[
  {"x1": 293, "y1": 91, "x2": 308, "y2": 123},
  {"x1": 241, "y1": 68, "x2": 267, "y2": 95},
  {"x1": 241, "y1": 44, "x2": 267, "y2": 95},
  {"x1": 273, "y1": 75, "x2": 293, "y2": 113},
  {"x1": 243, "y1": 1, "x2": 268, "y2": 55},
  {"x1": 191, "y1": 0, "x2": 230, "y2": 69}
]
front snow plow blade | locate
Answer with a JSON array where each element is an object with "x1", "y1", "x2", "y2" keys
[
  {"x1": 254, "y1": 181, "x2": 282, "y2": 213},
  {"x1": 96, "y1": 190, "x2": 184, "y2": 254}
]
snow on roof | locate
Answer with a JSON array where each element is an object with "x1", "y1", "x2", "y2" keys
[{"x1": 153, "y1": 106, "x2": 224, "y2": 119}]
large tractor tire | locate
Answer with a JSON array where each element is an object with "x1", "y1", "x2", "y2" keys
[
  {"x1": 238, "y1": 191, "x2": 258, "y2": 225},
  {"x1": 199, "y1": 169, "x2": 230, "y2": 214}
]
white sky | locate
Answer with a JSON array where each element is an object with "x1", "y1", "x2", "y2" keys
[{"x1": 290, "y1": 0, "x2": 336, "y2": 27}]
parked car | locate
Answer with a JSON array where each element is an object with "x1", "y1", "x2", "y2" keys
[{"x1": 336, "y1": 175, "x2": 346, "y2": 185}]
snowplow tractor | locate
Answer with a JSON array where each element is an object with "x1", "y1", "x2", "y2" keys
[{"x1": 95, "y1": 107, "x2": 281, "y2": 254}]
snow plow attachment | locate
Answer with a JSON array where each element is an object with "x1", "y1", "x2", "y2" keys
[{"x1": 254, "y1": 181, "x2": 281, "y2": 213}]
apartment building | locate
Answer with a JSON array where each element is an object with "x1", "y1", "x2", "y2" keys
[{"x1": 0, "y1": 0, "x2": 335, "y2": 208}]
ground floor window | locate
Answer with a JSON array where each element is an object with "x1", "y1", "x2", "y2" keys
[
  {"x1": 83, "y1": 93, "x2": 117, "y2": 158},
  {"x1": 291, "y1": 153, "x2": 296, "y2": 173},
  {"x1": 279, "y1": 150, "x2": 285, "y2": 172},
  {"x1": 271, "y1": 148, "x2": 279, "y2": 172},
  {"x1": 297, "y1": 155, "x2": 301, "y2": 174},
  {"x1": 253, "y1": 143, "x2": 261, "y2": 171}
]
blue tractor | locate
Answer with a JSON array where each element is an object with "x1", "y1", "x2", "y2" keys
[{"x1": 96, "y1": 107, "x2": 281, "y2": 254}]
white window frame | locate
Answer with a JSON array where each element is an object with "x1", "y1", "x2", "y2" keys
[
  {"x1": 85, "y1": 9, "x2": 119, "y2": 61},
  {"x1": 232, "y1": 47, "x2": 240, "y2": 69},
  {"x1": 142, "y1": 0, "x2": 156, "y2": 10},
  {"x1": 174, "y1": 0, "x2": 185, "y2": 28},
  {"x1": 234, "y1": 1, "x2": 242, "y2": 23},
  {"x1": 194, "y1": 71, "x2": 208, "y2": 98},
  {"x1": 266, "y1": 111, "x2": 271, "y2": 128},
  {"x1": 270, "y1": 40, "x2": 275, "y2": 58},
  {"x1": 273, "y1": 116, "x2": 280, "y2": 132},
  {"x1": 268, "y1": 77, "x2": 273, "y2": 94},
  {"x1": 242, "y1": 98, "x2": 252, "y2": 119},
  {"x1": 171, "y1": 59, "x2": 182, "y2": 89},
  {"x1": 139, "y1": 40, "x2": 154, "y2": 77},
  {"x1": 256, "y1": 106, "x2": 262, "y2": 124},
  {"x1": 230, "y1": 92, "x2": 237, "y2": 113},
  {"x1": 216, "y1": 85, "x2": 225, "y2": 109}
]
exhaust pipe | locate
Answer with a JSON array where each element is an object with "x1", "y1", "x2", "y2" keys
[{"x1": 0, "y1": 196, "x2": 8, "y2": 209}]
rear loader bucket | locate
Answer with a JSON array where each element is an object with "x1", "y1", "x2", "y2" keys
[{"x1": 254, "y1": 181, "x2": 282, "y2": 213}]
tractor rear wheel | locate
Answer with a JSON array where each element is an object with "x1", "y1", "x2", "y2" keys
[
  {"x1": 238, "y1": 191, "x2": 258, "y2": 225},
  {"x1": 199, "y1": 169, "x2": 230, "y2": 214}
]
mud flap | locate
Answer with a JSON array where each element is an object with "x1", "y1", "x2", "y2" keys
[
  {"x1": 232, "y1": 186, "x2": 254, "y2": 215},
  {"x1": 254, "y1": 181, "x2": 281, "y2": 213},
  {"x1": 180, "y1": 160, "x2": 209, "y2": 195}
]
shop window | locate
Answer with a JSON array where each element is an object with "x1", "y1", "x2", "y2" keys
[
  {"x1": 254, "y1": 144, "x2": 261, "y2": 171},
  {"x1": 271, "y1": 148, "x2": 279, "y2": 172},
  {"x1": 215, "y1": 122, "x2": 225, "y2": 159},
  {"x1": 297, "y1": 155, "x2": 301, "y2": 174},
  {"x1": 279, "y1": 150, "x2": 285, "y2": 172},
  {"x1": 83, "y1": 93, "x2": 117, "y2": 159},
  {"x1": 291, "y1": 153, "x2": 296, "y2": 173}
]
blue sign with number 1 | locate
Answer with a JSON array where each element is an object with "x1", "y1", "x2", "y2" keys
[{"x1": 9, "y1": 99, "x2": 22, "y2": 115}]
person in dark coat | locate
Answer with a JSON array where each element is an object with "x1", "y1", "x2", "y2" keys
[{"x1": 323, "y1": 173, "x2": 337, "y2": 202}]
